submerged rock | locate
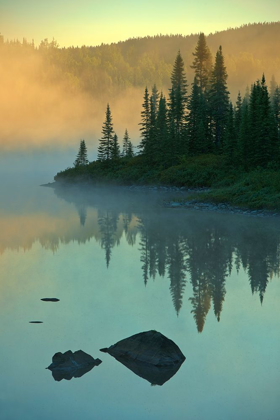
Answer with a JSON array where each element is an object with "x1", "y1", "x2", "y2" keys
[
  {"x1": 29, "y1": 321, "x2": 43, "y2": 324},
  {"x1": 41, "y1": 298, "x2": 60, "y2": 302},
  {"x1": 47, "y1": 350, "x2": 102, "y2": 381},
  {"x1": 100, "y1": 330, "x2": 185, "y2": 385}
]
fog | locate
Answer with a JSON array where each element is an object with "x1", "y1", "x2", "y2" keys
[{"x1": 0, "y1": 51, "x2": 143, "y2": 155}]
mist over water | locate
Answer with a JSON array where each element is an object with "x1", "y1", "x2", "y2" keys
[{"x1": 0, "y1": 170, "x2": 279, "y2": 419}]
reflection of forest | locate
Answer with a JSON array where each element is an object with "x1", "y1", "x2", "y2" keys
[{"x1": 1, "y1": 186, "x2": 280, "y2": 332}]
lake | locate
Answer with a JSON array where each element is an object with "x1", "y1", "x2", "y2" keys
[{"x1": 0, "y1": 180, "x2": 279, "y2": 420}]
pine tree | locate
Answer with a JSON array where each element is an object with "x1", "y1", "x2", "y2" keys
[
  {"x1": 98, "y1": 104, "x2": 114, "y2": 161},
  {"x1": 111, "y1": 134, "x2": 120, "y2": 160},
  {"x1": 156, "y1": 93, "x2": 169, "y2": 164},
  {"x1": 248, "y1": 76, "x2": 278, "y2": 167},
  {"x1": 224, "y1": 103, "x2": 237, "y2": 164},
  {"x1": 187, "y1": 78, "x2": 207, "y2": 155},
  {"x1": 191, "y1": 33, "x2": 212, "y2": 92},
  {"x1": 238, "y1": 101, "x2": 250, "y2": 170},
  {"x1": 122, "y1": 129, "x2": 130, "y2": 157},
  {"x1": 138, "y1": 87, "x2": 150, "y2": 154},
  {"x1": 168, "y1": 51, "x2": 188, "y2": 157},
  {"x1": 235, "y1": 91, "x2": 243, "y2": 135},
  {"x1": 151, "y1": 84, "x2": 159, "y2": 114},
  {"x1": 127, "y1": 140, "x2": 134, "y2": 158},
  {"x1": 209, "y1": 46, "x2": 230, "y2": 150},
  {"x1": 145, "y1": 95, "x2": 157, "y2": 162},
  {"x1": 74, "y1": 139, "x2": 89, "y2": 167}
]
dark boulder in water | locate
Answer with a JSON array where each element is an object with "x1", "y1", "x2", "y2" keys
[
  {"x1": 47, "y1": 350, "x2": 102, "y2": 381},
  {"x1": 100, "y1": 330, "x2": 185, "y2": 385},
  {"x1": 41, "y1": 298, "x2": 60, "y2": 302}
]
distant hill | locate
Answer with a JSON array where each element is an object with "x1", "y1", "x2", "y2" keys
[
  {"x1": 0, "y1": 22, "x2": 279, "y2": 150},
  {"x1": 1, "y1": 22, "x2": 280, "y2": 100}
]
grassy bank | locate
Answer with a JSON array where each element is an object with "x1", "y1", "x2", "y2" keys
[{"x1": 55, "y1": 154, "x2": 280, "y2": 210}]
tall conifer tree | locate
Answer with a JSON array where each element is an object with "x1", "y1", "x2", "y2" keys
[
  {"x1": 74, "y1": 140, "x2": 89, "y2": 167},
  {"x1": 138, "y1": 87, "x2": 150, "y2": 155},
  {"x1": 191, "y1": 33, "x2": 212, "y2": 92},
  {"x1": 98, "y1": 104, "x2": 114, "y2": 161},
  {"x1": 111, "y1": 134, "x2": 120, "y2": 160},
  {"x1": 122, "y1": 129, "x2": 130, "y2": 157},
  {"x1": 209, "y1": 46, "x2": 229, "y2": 150},
  {"x1": 187, "y1": 78, "x2": 207, "y2": 155},
  {"x1": 168, "y1": 51, "x2": 188, "y2": 157},
  {"x1": 156, "y1": 93, "x2": 169, "y2": 164},
  {"x1": 224, "y1": 103, "x2": 237, "y2": 164}
]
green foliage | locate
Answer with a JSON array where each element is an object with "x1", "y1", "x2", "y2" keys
[
  {"x1": 74, "y1": 139, "x2": 88, "y2": 167},
  {"x1": 98, "y1": 104, "x2": 114, "y2": 161},
  {"x1": 55, "y1": 32, "x2": 280, "y2": 212},
  {"x1": 169, "y1": 51, "x2": 188, "y2": 156},
  {"x1": 197, "y1": 170, "x2": 280, "y2": 210},
  {"x1": 111, "y1": 134, "x2": 120, "y2": 160},
  {"x1": 138, "y1": 87, "x2": 150, "y2": 154},
  {"x1": 209, "y1": 46, "x2": 230, "y2": 149},
  {"x1": 191, "y1": 33, "x2": 212, "y2": 92}
]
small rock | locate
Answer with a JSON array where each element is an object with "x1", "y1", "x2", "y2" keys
[
  {"x1": 47, "y1": 350, "x2": 102, "y2": 381},
  {"x1": 41, "y1": 298, "x2": 60, "y2": 302}
]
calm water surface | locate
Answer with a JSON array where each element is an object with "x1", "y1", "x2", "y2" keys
[{"x1": 0, "y1": 181, "x2": 280, "y2": 420}]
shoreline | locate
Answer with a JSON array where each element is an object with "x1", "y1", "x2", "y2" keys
[
  {"x1": 45, "y1": 181, "x2": 280, "y2": 218},
  {"x1": 164, "y1": 199, "x2": 280, "y2": 218}
]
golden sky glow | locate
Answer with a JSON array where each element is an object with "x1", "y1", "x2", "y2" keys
[{"x1": 0, "y1": 0, "x2": 279, "y2": 47}]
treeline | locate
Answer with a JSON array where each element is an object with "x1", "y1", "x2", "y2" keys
[
  {"x1": 1, "y1": 22, "x2": 280, "y2": 98},
  {"x1": 93, "y1": 33, "x2": 280, "y2": 171}
]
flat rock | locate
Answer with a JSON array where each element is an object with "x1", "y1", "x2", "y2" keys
[
  {"x1": 100, "y1": 330, "x2": 185, "y2": 385},
  {"x1": 47, "y1": 350, "x2": 102, "y2": 381}
]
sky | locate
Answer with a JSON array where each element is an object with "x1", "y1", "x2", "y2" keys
[{"x1": 0, "y1": 0, "x2": 279, "y2": 47}]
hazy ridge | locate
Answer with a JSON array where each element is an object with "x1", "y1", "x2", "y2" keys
[{"x1": 1, "y1": 22, "x2": 279, "y2": 150}]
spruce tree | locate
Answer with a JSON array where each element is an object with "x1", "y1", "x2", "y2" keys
[
  {"x1": 151, "y1": 84, "x2": 159, "y2": 114},
  {"x1": 156, "y1": 93, "x2": 169, "y2": 165},
  {"x1": 74, "y1": 139, "x2": 89, "y2": 167},
  {"x1": 235, "y1": 91, "x2": 243, "y2": 135},
  {"x1": 127, "y1": 140, "x2": 134, "y2": 158},
  {"x1": 122, "y1": 129, "x2": 130, "y2": 157},
  {"x1": 191, "y1": 33, "x2": 212, "y2": 92},
  {"x1": 209, "y1": 46, "x2": 230, "y2": 150},
  {"x1": 146, "y1": 95, "x2": 157, "y2": 162},
  {"x1": 111, "y1": 134, "x2": 120, "y2": 160},
  {"x1": 168, "y1": 51, "x2": 188, "y2": 157},
  {"x1": 138, "y1": 87, "x2": 150, "y2": 155},
  {"x1": 248, "y1": 76, "x2": 278, "y2": 167},
  {"x1": 187, "y1": 78, "x2": 207, "y2": 155},
  {"x1": 238, "y1": 101, "x2": 250, "y2": 170},
  {"x1": 224, "y1": 103, "x2": 237, "y2": 164},
  {"x1": 98, "y1": 104, "x2": 114, "y2": 161}
]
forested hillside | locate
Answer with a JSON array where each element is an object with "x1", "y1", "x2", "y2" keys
[
  {"x1": 1, "y1": 22, "x2": 279, "y2": 150},
  {"x1": 1, "y1": 22, "x2": 280, "y2": 99}
]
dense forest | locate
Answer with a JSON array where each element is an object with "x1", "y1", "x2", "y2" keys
[
  {"x1": 1, "y1": 22, "x2": 280, "y2": 99},
  {"x1": 1, "y1": 22, "x2": 280, "y2": 150},
  {"x1": 55, "y1": 29, "x2": 280, "y2": 210}
]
